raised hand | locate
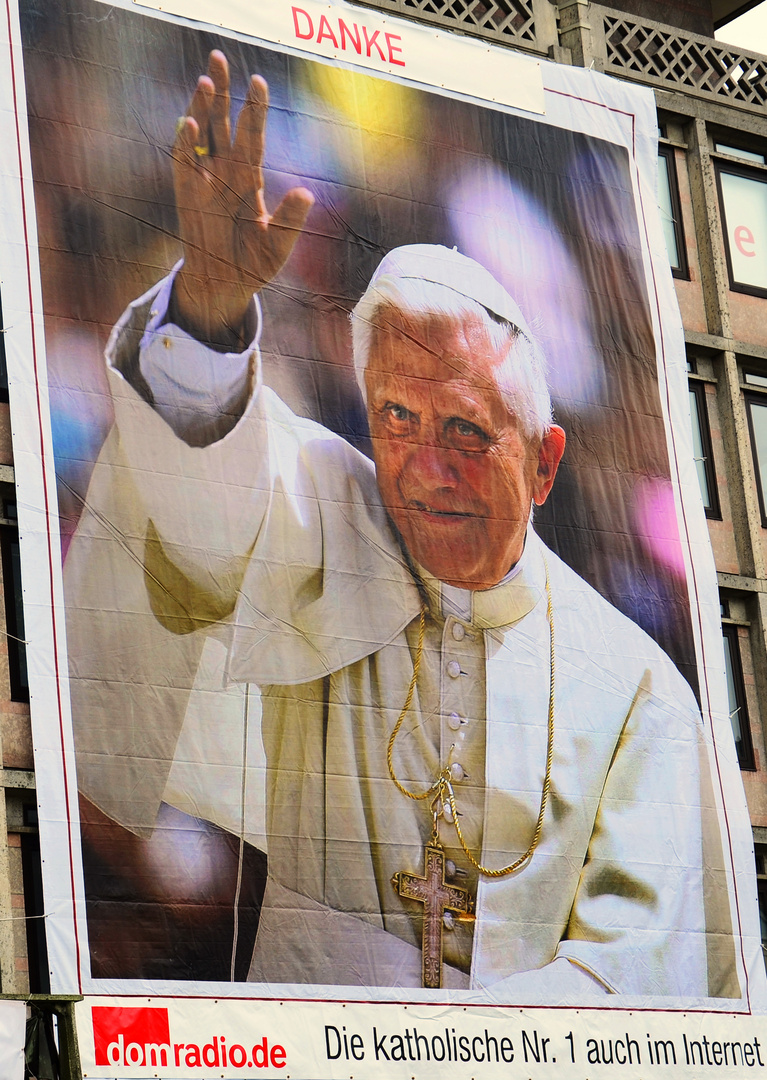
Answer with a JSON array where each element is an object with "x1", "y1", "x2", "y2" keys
[{"x1": 171, "y1": 50, "x2": 314, "y2": 349}]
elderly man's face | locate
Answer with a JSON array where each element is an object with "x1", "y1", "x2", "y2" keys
[{"x1": 365, "y1": 308, "x2": 565, "y2": 590}]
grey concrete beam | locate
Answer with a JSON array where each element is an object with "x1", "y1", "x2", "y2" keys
[
  {"x1": 0, "y1": 771, "x2": 34, "y2": 791},
  {"x1": 685, "y1": 330, "x2": 767, "y2": 362},
  {"x1": 718, "y1": 572, "x2": 767, "y2": 593},
  {"x1": 654, "y1": 87, "x2": 767, "y2": 134}
]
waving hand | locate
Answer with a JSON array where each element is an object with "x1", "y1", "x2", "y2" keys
[{"x1": 171, "y1": 51, "x2": 314, "y2": 349}]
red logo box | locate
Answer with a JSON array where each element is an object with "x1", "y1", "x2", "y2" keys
[{"x1": 93, "y1": 1006, "x2": 171, "y2": 1068}]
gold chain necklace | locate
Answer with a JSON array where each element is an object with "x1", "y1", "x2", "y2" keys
[{"x1": 387, "y1": 554, "x2": 555, "y2": 878}]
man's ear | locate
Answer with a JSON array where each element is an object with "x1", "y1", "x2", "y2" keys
[{"x1": 532, "y1": 425, "x2": 566, "y2": 507}]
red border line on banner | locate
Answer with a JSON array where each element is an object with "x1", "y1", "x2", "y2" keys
[
  {"x1": 5, "y1": 0, "x2": 83, "y2": 991},
  {"x1": 77, "y1": 990, "x2": 752, "y2": 1015}
]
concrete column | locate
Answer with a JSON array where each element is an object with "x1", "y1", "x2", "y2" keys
[
  {"x1": 0, "y1": 793, "x2": 19, "y2": 992},
  {"x1": 685, "y1": 117, "x2": 731, "y2": 340},
  {"x1": 557, "y1": 0, "x2": 606, "y2": 68}
]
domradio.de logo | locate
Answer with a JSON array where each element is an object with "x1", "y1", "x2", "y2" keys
[{"x1": 92, "y1": 1006, "x2": 287, "y2": 1071}]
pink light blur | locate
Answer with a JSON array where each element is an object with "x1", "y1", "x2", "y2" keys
[{"x1": 633, "y1": 476, "x2": 686, "y2": 576}]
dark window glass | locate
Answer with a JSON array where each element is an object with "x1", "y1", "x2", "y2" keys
[
  {"x1": 0, "y1": 292, "x2": 7, "y2": 405},
  {"x1": 717, "y1": 164, "x2": 767, "y2": 296},
  {"x1": 0, "y1": 527, "x2": 28, "y2": 702},
  {"x1": 722, "y1": 624, "x2": 755, "y2": 770},
  {"x1": 745, "y1": 394, "x2": 767, "y2": 526},
  {"x1": 689, "y1": 381, "x2": 720, "y2": 518},
  {"x1": 755, "y1": 844, "x2": 767, "y2": 972},
  {"x1": 658, "y1": 146, "x2": 688, "y2": 278}
]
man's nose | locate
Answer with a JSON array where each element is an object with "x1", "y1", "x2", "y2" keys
[{"x1": 405, "y1": 443, "x2": 460, "y2": 492}]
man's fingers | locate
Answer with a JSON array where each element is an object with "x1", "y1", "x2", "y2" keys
[
  {"x1": 234, "y1": 74, "x2": 268, "y2": 175},
  {"x1": 269, "y1": 187, "x2": 315, "y2": 260},
  {"x1": 187, "y1": 75, "x2": 214, "y2": 154},
  {"x1": 208, "y1": 49, "x2": 231, "y2": 156},
  {"x1": 171, "y1": 116, "x2": 210, "y2": 221},
  {"x1": 171, "y1": 115, "x2": 201, "y2": 168}
]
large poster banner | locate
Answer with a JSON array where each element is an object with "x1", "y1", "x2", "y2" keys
[{"x1": 1, "y1": 0, "x2": 766, "y2": 1072}]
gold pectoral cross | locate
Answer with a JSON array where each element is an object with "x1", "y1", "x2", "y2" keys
[{"x1": 392, "y1": 844, "x2": 471, "y2": 989}]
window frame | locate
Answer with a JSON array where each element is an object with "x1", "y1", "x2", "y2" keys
[
  {"x1": 688, "y1": 378, "x2": 721, "y2": 520},
  {"x1": 658, "y1": 144, "x2": 689, "y2": 280},
  {"x1": 721, "y1": 622, "x2": 756, "y2": 772},
  {"x1": 715, "y1": 159, "x2": 767, "y2": 299},
  {"x1": 744, "y1": 390, "x2": 767, "y2": 527},
  {"x1": 754, "y1": 842, "x2": 767, "y2": 973}
]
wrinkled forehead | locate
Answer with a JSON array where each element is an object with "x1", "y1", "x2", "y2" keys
[
  {"x1": 369, "y1": 306, "x2": 507, "y2": 373},
  {"x1": 366, "y1": 305, "x2": 510, "y2": 387}
]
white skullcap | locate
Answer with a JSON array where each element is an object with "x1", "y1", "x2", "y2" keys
[{"x1": 369, "y1": 244, "x2": 532, "y2": 340}]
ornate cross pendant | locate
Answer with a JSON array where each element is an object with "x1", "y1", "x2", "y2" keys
[{"x1": 392, "y1": 844, "x2": 471, "y2": 989}]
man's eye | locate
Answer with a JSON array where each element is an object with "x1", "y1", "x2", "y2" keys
[
  {"x1": 446, "y1": 418, "x2": 489, "y2": 450},
  {"x1": 381, "y1": 402, "x2": 417, "y2": 432}
]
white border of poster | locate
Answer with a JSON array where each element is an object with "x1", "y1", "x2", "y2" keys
[{"x1": 1, "y1": 0, "x2": 766, "y2": 1071}]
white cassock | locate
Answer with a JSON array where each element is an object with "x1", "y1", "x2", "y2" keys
[{"x1": 65, "y1": 275, "x2": 739, "y2": 1000}]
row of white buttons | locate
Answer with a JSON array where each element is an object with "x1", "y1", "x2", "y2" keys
[{"x1": 445, "y1": 621, "x2": 469, "y2": 794}]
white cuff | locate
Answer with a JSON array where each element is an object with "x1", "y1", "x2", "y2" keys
[{"x1": 138, "y1": 262, "x2": 261, "y2": 443}]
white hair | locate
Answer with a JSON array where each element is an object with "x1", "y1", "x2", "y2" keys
[{"x1": 350, "y1": 274, "x2": 553, "y2": 441}]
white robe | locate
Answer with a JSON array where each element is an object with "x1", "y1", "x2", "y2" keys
[{"x1": 65, "y1": 280, "x2": 738, "y2": 999}]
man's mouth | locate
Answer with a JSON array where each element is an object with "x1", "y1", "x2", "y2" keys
[{"x1": 408, "y1": 501, "x2": 476, "y2": 520}]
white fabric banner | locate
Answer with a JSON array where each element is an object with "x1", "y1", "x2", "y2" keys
[
  {"x1": 77, "y1": 996, "x2": 767, "y2": 1079},
  {"x1": 133, "y1": 0, "x2": 545, "y2": 114},
  {"x1": 0, "y1": 0, "x2": 765, "y2": 1062},
  {"x1": 0, "y1": 1001, "x2": 27, "y2": 1080}
]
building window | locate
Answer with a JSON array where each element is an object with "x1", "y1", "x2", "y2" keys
[
  {"x1": 755, "y1": 844, "x2": 767, "y2": 972},
  {"x1": 688, "y1": 378, "x2": 720, "y2": 518},
  {"x1": 715, "y1": 143, "x2": 766, "y2": 165},
  {"x1": 721, "y1": 622, "x2": 755, "y2": 770},
  {"x1": 0, "y1": 291, "x2": 7, "y2": 405},
  {"x1": 657, "y1": 146, "x2": 688, "y2": 278},
  {"x1": 716, "y1": 162, "x2": 767, "y2": 296},
  {"x1": 744, "y1": 391, "x2": 767, "y2": 526},
  {"x1": 0, "y1": 503, "x2": 28, "y2": 703}
]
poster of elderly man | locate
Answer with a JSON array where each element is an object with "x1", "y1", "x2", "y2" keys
[{"x1": 4, "y1": 0, "x2": 764, "y2": 1020}]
